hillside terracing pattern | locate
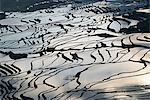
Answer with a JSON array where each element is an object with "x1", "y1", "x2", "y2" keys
[{"x1": 0, "y1": 1, "x2": 150, "y2": 100}]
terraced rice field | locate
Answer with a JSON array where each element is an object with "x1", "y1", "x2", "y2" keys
[{"x1": 0, "y1": 1, "x2": 150, "y2": 100}]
